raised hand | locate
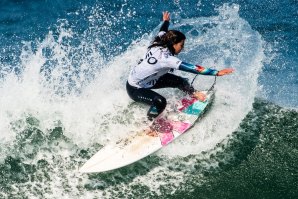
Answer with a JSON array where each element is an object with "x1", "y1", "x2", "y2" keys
[{"x1": 162, "y1": 11, "x2": 170, "y2": 21}]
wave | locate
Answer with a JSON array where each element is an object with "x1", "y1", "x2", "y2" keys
[
  {"x1": 1, "y1": 98, "x2": 296, "y2": 198},
  {"x1": 0, "y1": 3, "x2": 279, "y2": 198}
]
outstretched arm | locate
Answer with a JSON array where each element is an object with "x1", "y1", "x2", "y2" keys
[
  {"x1": 179, "y1": 62, "x2": 234, "y2": 76},
  {"x1": 159, "y1": 11, "x2": 170, "y2": 32},
  {"x1": 179, "y1": 62, "x2": 234, "y2": 101},
  {"x1": 151, "y1": 11, "x2": 171, "y2": 46},
  {"x1": 158, "y1": 11, "x2": 170, "y2": 39},
  {"x1": 179, "y1": 62, "x2": 218, "y2": 75}
]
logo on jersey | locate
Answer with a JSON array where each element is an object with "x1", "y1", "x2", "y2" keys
[
  {"x1": 147, "y1": 57, "x2": 157, "y2": 64},
  {"x1": 145, "y1": 50, "x2": 158, "y2": 65}
]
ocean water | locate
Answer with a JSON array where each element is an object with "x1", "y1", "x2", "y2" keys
[{"x1": 0, "y1": 0, "x2": 297, "y2": 198}]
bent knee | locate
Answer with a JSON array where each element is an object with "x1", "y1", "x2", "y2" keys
[{"x1": 153, "y1": 96, "x2": 167, "y2": 109}]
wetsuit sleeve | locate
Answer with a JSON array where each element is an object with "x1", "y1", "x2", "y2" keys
[
  {"x1": 154, "y1": 21, "x2": 170, "y2": 42},
  {"x1": 179, "y1": 62, "x2": 218, "y2": 76},
  {"x1": 159, "y1": 21, "x2": 169, "y2": 32},
  {"x1": 156, "y1": 21, "x2": 169, "y2": 39}
]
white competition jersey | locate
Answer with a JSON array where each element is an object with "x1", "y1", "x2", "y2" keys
[{"x1": 128, "y1": 47, "x2": 182, "y2": 88}]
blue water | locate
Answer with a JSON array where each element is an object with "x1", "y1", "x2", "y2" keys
[{"x1": 0, "y1": 0, "x2": 297, "y2": 198}]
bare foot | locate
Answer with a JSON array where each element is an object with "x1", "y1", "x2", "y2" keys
[
  {"x1": 144, "y1": 128, "x2": 159, "y2": 137},
  {"x1": 192, "y1": 91, "x2": 206, "y2": 102}
]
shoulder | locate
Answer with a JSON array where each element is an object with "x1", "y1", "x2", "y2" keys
[{"x1": 159, "y1": 49, "x2": 182, "y2": 69}]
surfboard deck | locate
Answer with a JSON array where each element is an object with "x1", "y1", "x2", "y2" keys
[{"x1": 79, "y1": 91, "x2": 214, "y2": 173}]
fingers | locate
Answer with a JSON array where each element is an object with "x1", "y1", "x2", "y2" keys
[
  {"x1": 217, "y1": 68, "x2": 235, "y2": 76},
  {"x1": 162, "y1": 11, "x2": 170, "y2": 21}
]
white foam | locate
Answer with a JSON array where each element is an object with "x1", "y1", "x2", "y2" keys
[
  {"x1": 158, "y1": 4, "x2": 264, "y2": 157},
  {"x1": 0, "y1": 3, "x2": 265, "y2": 198}
]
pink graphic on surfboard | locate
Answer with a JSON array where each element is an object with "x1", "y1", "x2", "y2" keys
[
  {"x1": 178, "y1": 97, "x2": 197, "y2": 112},
  {"x1": 154, "y1": 118, "x2": 192, "y2": 146},
  {"x1": 152, "y1": 97, "x2": 200, "y2": 146}
]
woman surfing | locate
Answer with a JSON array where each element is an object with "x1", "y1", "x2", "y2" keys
[{"x1": 126, "y1": 11, "x2": 234, "y2": 125}]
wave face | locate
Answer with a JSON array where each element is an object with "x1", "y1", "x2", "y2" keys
[{"x1": 0, "y1": 0, "x2": 297, "y2": 198}]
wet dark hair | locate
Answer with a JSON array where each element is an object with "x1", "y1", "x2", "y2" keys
[{"x1": 149, "y1": 30, "x2": 186, "y2": 55}]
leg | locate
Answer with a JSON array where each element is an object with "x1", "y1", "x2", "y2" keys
[
  {"x1": 152, "y1": 73, "x2": 206, "y2": 101},
  {"x1": 126, "y1": 82, "x2": 167, "y2": 120},
  {"x1": 152, "y1": 73, "x2": 195, "y2": 94}
]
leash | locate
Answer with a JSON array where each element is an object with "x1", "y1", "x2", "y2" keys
[{"x1": 190, "y1": 74, "x2": 217, "y2": 94}]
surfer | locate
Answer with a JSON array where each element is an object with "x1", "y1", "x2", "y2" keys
[{"x1": 126, "y1": 11, "x2": 234, "y2": 122}]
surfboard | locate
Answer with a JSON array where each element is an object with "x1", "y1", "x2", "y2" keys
[{"x1": 79, "y1": 90, "x2": 214, "y2": 173}]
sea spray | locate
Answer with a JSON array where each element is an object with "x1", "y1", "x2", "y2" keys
[
  {"x1": 159, "y1": 4, "x2": 264, "y2": 157},
  {"x1": 0, "y1": 2, "x2": 270, "y2": 198}
]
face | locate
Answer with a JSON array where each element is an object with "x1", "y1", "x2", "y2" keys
[{"x1": 173, "y1": 40, "x2": 185, "y2": 54}]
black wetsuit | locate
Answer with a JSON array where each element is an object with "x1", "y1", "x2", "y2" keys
[{"x1": 126, "y1": 21, "x2": 194, "y2": 120}]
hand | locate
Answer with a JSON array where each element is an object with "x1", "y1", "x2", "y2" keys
[
  {"x1": 192, "y1": 91, "x2": 206, "y2": 102},
  {"x1": 163, "y1": 11, "x2": 170, "y2": 21},
  {"x1": 217, "y1": 68, "x2": 235, "y2": 76}
]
